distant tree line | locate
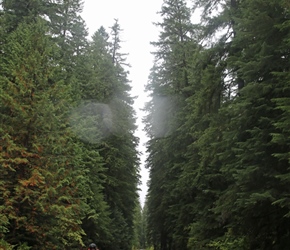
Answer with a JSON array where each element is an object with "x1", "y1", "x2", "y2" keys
[
  {"x1": 0, "y1": 0, "x2": 141, "y2": 249},
  {"x1": 144, "y1": 0, "x2": 290, "y2": 249}
]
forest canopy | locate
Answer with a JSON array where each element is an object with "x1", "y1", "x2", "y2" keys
[{"x1": 1, "y1": 0, "x2": 290, "y2": 249}]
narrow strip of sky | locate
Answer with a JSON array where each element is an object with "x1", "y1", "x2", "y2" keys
[{"x1": 81, "y1": 0, "x2": 164, "y2": 206}]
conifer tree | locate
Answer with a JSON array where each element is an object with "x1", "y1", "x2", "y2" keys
[
  {"x1": 213, "y1": 0, "x2": 290, "y2": 248},
  {"x1": 144, "y1": 0, "x2": 198, "y2": 249},
  {"x1": 76, "y1": 23, "x2": 140, "y2": 249},
  {"x1": 179, "y1": 0, "x2": 244, "y2": 247},
  {"x1": 0, "y1": 19, "x2": 86, "y2": 249},
  {"x1": 73, "y1": 27, "x2": 116, "y2": 248},
  {"x1": 100, "y1": 20, "x2": 139, "y2": 250}
]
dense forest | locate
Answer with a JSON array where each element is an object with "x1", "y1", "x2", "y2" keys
[
  {"x1": 0, "y1": 0, "x2": 141, "y2": 249},
  {"x1": 1, "y1": 0, "x2": 290, "y2": 249},
  {"x1": 144, "y1": 0, "x2": 290, "y2": 249}
]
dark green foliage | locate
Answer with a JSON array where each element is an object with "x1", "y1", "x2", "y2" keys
[
  {"x1": 214, "y1": 1, "x2": 290, "y2": 248},
  {"x1": 75, "y1": 21, "x2": 139, "y2": 249},
  {"x1": 0, "y1": 19, "x2": 86, "y2": 248},
  {"x1": 107, "y1": 21, "x2": 140, "y2": 249},
  {"x1": 0, "y1": 1, "x2": 140, "y2": 249},
  {"x1": 144, "y1": 1, "x2": 199, "y2": 249},
  {"x1": 145, "y1": 0, "x2": 290, "y2": 249}
]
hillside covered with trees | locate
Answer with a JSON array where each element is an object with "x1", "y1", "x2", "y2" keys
[
  {"x1": 0, "y1": 0, "x2": 141, "y2": 249},
  {"x1": 144, "y1": 0, "x2": 290, "y2": 249}
]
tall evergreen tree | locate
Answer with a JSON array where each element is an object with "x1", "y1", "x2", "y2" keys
[
  {"x1": 144, "y1": 1, "x2": 198, "y2": 249},
  {"x1": 100, "y1": 20, "x2": 139, "y2": 250},
  {"x1": 0, "y1": 19, "x2": 86, "y2": 249},
  {"x1": 75, "y1": 22, "x2": 140, "y2": 249},
  {"x1": 73, "y1": 26, "x2": 116, "y2": 248},
  {"x1": 213, "y1": 1, "x2": 290, "y2": 248}
]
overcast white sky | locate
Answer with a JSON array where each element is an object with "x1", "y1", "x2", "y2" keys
[{"x1": 81, "y1": 0, "x2": 164, "y2": 206}]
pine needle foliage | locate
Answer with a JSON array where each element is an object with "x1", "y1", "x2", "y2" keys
[
  {"x1": 0, "y1": 1, "x2": 140, "y2": 249},
  {"x1": 145, "y1": 0, "x2": 290, "y2": 249}
]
